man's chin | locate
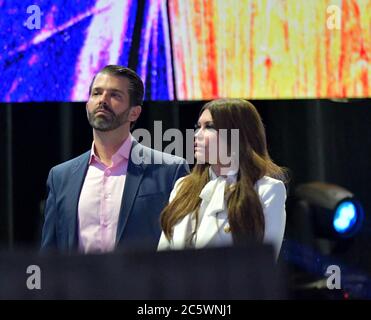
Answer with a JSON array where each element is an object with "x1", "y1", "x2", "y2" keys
[
  {"x1": 91, "y1": 121, "x2": 115, "y2": 132},
  {"x1": 93, "y1": 127, "x2": 113, "y2": 132},
  {"x1": 91, "y1": 120, "x2": 125, "y2": 132}
]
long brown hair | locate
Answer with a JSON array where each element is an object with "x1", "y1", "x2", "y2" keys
[{"x1": 160, "y1": 99, "x2": 287, "y2": 244}]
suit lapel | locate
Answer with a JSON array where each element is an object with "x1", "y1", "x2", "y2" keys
[
  {"x1": 116, "y1": 141, "x2": 146, "y2": 243},
  {"x1": 195, "y1": 179, "x2": 228, "y2": 248},
  {"x1": 170, "y1": 178, "x2": 229, "y2": 249},
  {"x1": 195, "y1": 210, "x2": 228, "y2": 248},
  {"x1": 171, "y1": 205, "x2": 228, "y2": 250},
  {"x1": 65, "y1": 152, "x2": 90, "y2": 250},
  {"x1": 172, "y1": 215, "x2": 192, "y2": 249}
]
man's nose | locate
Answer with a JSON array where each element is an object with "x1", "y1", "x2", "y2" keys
[{"x1": 99, "y1": 91, "x2": 110, "y2": 104}]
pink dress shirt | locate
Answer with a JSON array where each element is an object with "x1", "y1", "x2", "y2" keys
[{"x1": 78, "y1": 134, "x2": 133, "y2": 254}]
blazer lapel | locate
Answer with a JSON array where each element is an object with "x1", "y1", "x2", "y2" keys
[
  {"x1": 195, "y1": 178, "x2": 228, "y2": 248},
  {"x1": 64, "y1": 152, "x2": 90, "y2": 250},
  {"x1": 116, "y1": 141, "x2": 146, "y2": 244},
  {"x1": 171, "y1": 215, "x2": 192, "y2": 249}
]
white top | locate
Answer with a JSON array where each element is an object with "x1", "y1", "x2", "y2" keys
[{"x1": 157, "y1": 168, "x2": 287, "y2": 259}]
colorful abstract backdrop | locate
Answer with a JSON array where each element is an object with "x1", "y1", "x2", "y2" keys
[
  {"x1": 0, "y1": 0, "x2": 173, "y2": 102},
  {"x1": 0, "y1": 0, "x2": 369, "y2": 102},
  {"x1": 169, "y1": 0, "x2": 370, "y2": 99}
]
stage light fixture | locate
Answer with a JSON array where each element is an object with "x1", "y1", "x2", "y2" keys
[{"x1": 295, "y1": 182, "x2": 363, "y2": 239}]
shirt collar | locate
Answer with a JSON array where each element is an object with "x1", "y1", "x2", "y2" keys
[
  {"x1": 89, "y1": 133, "x2": 133, "y2": 166},
  {"x1": 208, "y1": 166, "x2": 238, "y2": 184}
]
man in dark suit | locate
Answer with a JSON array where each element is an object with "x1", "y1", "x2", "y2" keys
[{"x1": 41, "y1": 65, "x2": 189, "y2": 253}]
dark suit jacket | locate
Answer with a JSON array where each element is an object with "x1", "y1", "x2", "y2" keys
[{"x1": 41, "y1": 140, "x2": 189, "y2": 252}]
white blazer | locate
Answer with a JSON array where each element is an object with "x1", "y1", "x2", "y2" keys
[{"x1": 158, "y1": 170, "x2": 287, "y2": 259}]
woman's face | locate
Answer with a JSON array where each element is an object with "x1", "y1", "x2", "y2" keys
[{"x1": 194, "y1": 109, "x2": 219, "y2": 164}]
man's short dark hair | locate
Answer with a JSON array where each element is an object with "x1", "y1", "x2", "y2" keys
[{"x1": 89, "y1": 65, "x2": 144, "y2": 107}]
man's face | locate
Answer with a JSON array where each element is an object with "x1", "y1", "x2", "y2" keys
[{"x1": 86, "y1": 73, "x2": 137, "y2": 132}]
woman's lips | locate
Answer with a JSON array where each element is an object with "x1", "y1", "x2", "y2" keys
[{"x1": 194, "y1": 141, "x2": 205, "y2": 147}]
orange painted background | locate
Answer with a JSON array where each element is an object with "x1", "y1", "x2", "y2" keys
[{"x1": 169, "y1": 0, "x2": 370, "y2": 99}]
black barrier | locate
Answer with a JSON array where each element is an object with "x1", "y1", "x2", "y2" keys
[{"x1": 0, "y1": 245, "x2": 286, "y2": 299}]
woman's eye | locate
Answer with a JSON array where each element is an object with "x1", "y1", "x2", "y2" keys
[{"x1": 194, "y1": 123, "x2": 215, "y2": 132}]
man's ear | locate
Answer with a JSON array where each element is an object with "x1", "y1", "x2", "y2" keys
[{"x1": 129, "y1": 105, "x2": 142, "y2": 122}]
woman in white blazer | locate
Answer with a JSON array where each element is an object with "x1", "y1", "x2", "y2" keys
[{"x1": 158, "y1": 99, "x2": 287, "y2": 259}]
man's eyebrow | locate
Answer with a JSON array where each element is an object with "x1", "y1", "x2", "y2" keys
[
  {"x1": 92, "y1": 87, "x2": 127, "y2": 96},
  {"x1": 111, "y1": 88, "x2": 127, "y2": 95}
]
